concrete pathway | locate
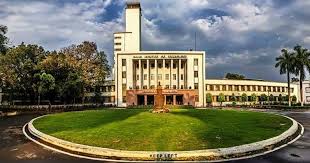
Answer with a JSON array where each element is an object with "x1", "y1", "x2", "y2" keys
[{"x1": 0, "y1": 111, "x2": 309, "y2": 162}]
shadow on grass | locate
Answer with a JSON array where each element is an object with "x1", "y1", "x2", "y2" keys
[
  {"x1": 33, "y1": 109, "x2": 147, "y2": 135},
  {"x1": 169, "y1": 109, "x2": 292, "y2": 149}
]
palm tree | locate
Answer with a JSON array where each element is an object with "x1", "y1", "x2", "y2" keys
[
  {"x1": 293, "y1": 45, "x2": 310, "y2": 106},
  {"x1": 275, "y1": 49, "x2": 295, "y2": 106}
]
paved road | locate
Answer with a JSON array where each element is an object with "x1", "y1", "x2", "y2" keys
[{"x1": 0, "y1": 111, "x2": 309, "y2": 162}]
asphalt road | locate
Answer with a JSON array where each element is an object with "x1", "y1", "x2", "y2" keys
[{"x1": 0, "y1": 111, "x2": 309, "y2": 163}]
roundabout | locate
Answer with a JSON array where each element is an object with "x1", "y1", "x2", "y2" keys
[{"x1": 24, "y1": 109, "x2": 303, "y2": 162}]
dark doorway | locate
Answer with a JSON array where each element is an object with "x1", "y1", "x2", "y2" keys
[
  {"x1": 166, "y1": 95, "x2": 173, "y2": 105},
  {"x1": 137, "y1": 95, "x2": 144, "y2": 105},
  {"x1": 176, "y1": 95, "x2": 183, "y2": 105},
  {"x1": 147, "y1": 95, "x2": 154, "y2": 105}
]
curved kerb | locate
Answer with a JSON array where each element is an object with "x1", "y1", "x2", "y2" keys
[{"x1": 24, "y1": 114, "x2": 303, "y2": 162}]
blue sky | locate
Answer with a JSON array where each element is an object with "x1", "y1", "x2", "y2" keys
[{"x1": 1, "y1": 0, "x2": 310, "y2": 81}]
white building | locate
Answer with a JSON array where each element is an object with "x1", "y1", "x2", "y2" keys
[{"x1": 110, "y1": 1, "x2": 298, "y2": 107}]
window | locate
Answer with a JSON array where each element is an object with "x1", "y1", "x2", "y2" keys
[
  {"x1": 122, "y1": 71, "x2": 126, "y2": 78},
  {"x1": 263, "y1": 86, "x2": 267, "y2": 92},
  {"x1": 115, "y1": 43, "x2": 121, "y2": 45},
  {"x1": 194, "y1": 59, "x2": 198, "y2": 66},
  {"x1": 229, "y1": 85, "x2": 233, "y2": 91},
  {"x1": 194, "y1": 83, "x2": 199, "y2": 89},
  {"x1": 252, "y1": 86, "x2": 256, "y2": 91},
  {"x1": 195, "y1": 95, "x2": 199, "y2": 102},
  {"x1": 150, "y1": 74, "x2": 155, "y2": 80},
  {"x1": 194, "y1": 71, "x2": 198, "y2": 78},
  {"x1": 222, "y1": 85, "x2": 227, "y2": 91},
  {"x1": 123, "y1": 96, "x2": 127, "y2": 103},
  {"x1": 173, "y1": 85, "x2": 177, "y2": 89},
  {"x1": 115, "y1": 48, "x2": 121, "y2": 51},
  {"x1": 181, "y1": 74, "x2": 184, "y2": 80},
  {"x1": 235, "y1": 85, "x2": 240, "y2": 91},
  {"x1": 150, "y1": 85, "x2": 155, "y2": 89},
  {"x1": 135, "y1": 86, "x2": 140, "y2": 89},
  {"x1": 144, "y1": 74, "x2": 147, "y2": 80},
  {"x1": 136, "y1": 63, "x2": 139, "y2": 69},
  {"x1": 173, "y1": 64, "x2": 176, "y2": 69},
  {"x1": 151, "y1": 63, "x2": 155, "y2": 69},
  {"x1": 114, "y1": 36, "x2": 121, "y2": 39},
  {"x1": 165, "y1": 63, "x2": 169, "y2": 68},
  {"x1": 158, "y1": 63, "x2": 162, "y2": 68},
  {"x1": 277, "y1": 87, "x2": 281, "y2": 92},
  {"x1": 210, "y1": 85, "x2": 214, "y2": 91},
  {"x1": 291, "y1": 88, "x2": 294, "y2": 93},
  {"x1": 173, "y1": 74, "x2": 176, "y2": 80},
  {"x1": 241, "y1": 86, "x2": 245, "y2": 91},
  {"x1": 181, "y1": 85, "x2": 184, "y2": 89},
  {"x1": 144, "y1": 64, "x2": 147, "y2": 69},
  {"x1": 306, "y1": 87, "x2": 310, "y2": 93},
  {"x1": 181, "y1": 63, "x2": 184, "y2": 69},
  {"x1": 165, "y1": 74, "x2": 169, "y2": 80},
  {"x1": 158, "y1": 74, "x2": 162, "y2": 80},
  {"x1": 165, "y1": 85, "x2": 170, "y2": 89},
  {"x1": 216, "y1": 85, "x2": 220, "y2": 91},
  {"x1": 282, "y1": 87, "x2": 285, "y2": 92},
  {"x1": 247, "y1": 85, "x2": 251, "y2": 91},
  {"x1": 143, "y1": 85, "x2": 147, "y2": 89},
  {"x1": 122, "y1": 59, "x2": 126, "y2": 66},
  {"x1": 136, "y1": 74, "x2": 139, "y2": 80},
  {"x1": 258, "y1": 86, "x2": 261, "y2": 91}
]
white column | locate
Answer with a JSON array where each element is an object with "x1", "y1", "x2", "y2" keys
[
  {"x1": 163, "y1": 59, "x2": 165, "y2": 88},
  {"x1": 155, "y1": 59, "x2": 158, "y2": 88},
  {"x1": 178, "y1": 59, "x2": 181, "y2": 89},
  {"x1": 147, "y1": 59, "x2": 150, "y2": 89},
  {"x1": 139, "y1": 59, "x2": 142, "y2": 89},
  {"x1": 170, "y1": 59, "x2": 173, "y2": 89}
]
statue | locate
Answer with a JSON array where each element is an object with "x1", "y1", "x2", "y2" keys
[{"x1": 152, "y1": 82, "x2": 170, "y2": 113}]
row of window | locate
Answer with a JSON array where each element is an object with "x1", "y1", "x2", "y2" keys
[
  {"x1": 85, "y1": 86, "x2": 115, "y2": 93},
  {"x1": 126, "y1": 74, "x2": 185, "y2": 80},
  {"x1": 133, "y1": 83, "x2": 199, "y2": 90},
  {"x1": 209, "y1": 95, "x2": 288, "y2": 102},
  {"x1": 122, "y1": 59, "x2": 199, "y2": 68},
  {"x1": 206, "y1": 84, "x2": 293, "y2": 93},
  {"x1": 122, "y1": 72, "x2": 198, "y2": 79}
]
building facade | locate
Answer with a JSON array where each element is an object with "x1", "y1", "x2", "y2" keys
[{"x1": 109, "y1": 1, "x2": 299, "y2": 107}]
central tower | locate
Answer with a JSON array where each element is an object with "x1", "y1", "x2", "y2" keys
[{"x1": 125, "y1": 1, "x2": 141, "y2": 51}]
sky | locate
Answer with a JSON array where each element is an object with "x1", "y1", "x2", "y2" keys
[{"x1": 1, "y1": 0, "x2": 310, "y2": 81}]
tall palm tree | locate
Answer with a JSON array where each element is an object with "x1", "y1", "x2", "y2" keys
[
  {"x1": 275, "y1": 49, "x2": 295, "y2": 106},
  {"x1": 293, "y1": 45, "x2": 310, "y2": 106}
]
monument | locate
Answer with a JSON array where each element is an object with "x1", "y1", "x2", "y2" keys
[{"x1": 152, "y1": 83, "x2": 170, "y2": 113}]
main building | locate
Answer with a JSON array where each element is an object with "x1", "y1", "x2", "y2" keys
[{"x1": 109, "y1": 2, "x2": 299, "y2": 107}]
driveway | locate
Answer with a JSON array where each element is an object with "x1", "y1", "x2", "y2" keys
[{"x1": 0, "y1": 111, "x2": 309, "y2": 162}]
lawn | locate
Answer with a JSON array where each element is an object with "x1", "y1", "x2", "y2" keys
[{"x1": 33, "y1": 109, "x2": 292, "y2": 151}]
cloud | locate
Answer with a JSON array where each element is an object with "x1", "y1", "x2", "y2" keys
[{"x1": 1, "y1": 0, "x2": 310, "y2": 81}]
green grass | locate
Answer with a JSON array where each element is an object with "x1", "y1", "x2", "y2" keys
[{"x1": 33, "y1": 109, "x2": 292, "y2": 151}]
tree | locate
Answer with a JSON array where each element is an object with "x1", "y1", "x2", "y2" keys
[
  {"x1": 61, "y1": 41, "x2": 111, "y2": 103},
  {"x1": 293, "y1": 45, "x2": 310, "y2": 106},
  {"x1": 291, "y1": 77, "x2": 299, "y2": 83},
  {"x1": 225, "y1": 73, "x2": 245, "y2": 80},
  {"x1": 269, "y1": 94, "x2": 275, "y2": 102},
  {"x1": 218, "y1": 93, "x2": 225, "y2": 106},
  {"x1": 250, "y1": 93, "x2": 257, "y2": 103},
  {"x1": 61, "y1": 72, "x2": 83, "y2": 104},
  {"x1": 260, "y1": 94, "x2": 268, "y2": 102},
  {"x1": 0, "y1": 25, "x2": 8, "y2": 54},
  {"x1": 275, "y1": 49, "x2": 295, "y2": 106},
  {"x1": 278, "y1": 94, "x2": 283, "y2": 104},
  {"x1": 241, "y1": 93, "x2": 247, "y2": 103},
  {"x1": 206, "y1": 93, "x2": 212, "y2": 106},
  {"x1": 33, "y1": 72, "x2": 55, "y2": 105},
  {"x1": 0, "y1": 43, "x2": 46, "y2": 102}
]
